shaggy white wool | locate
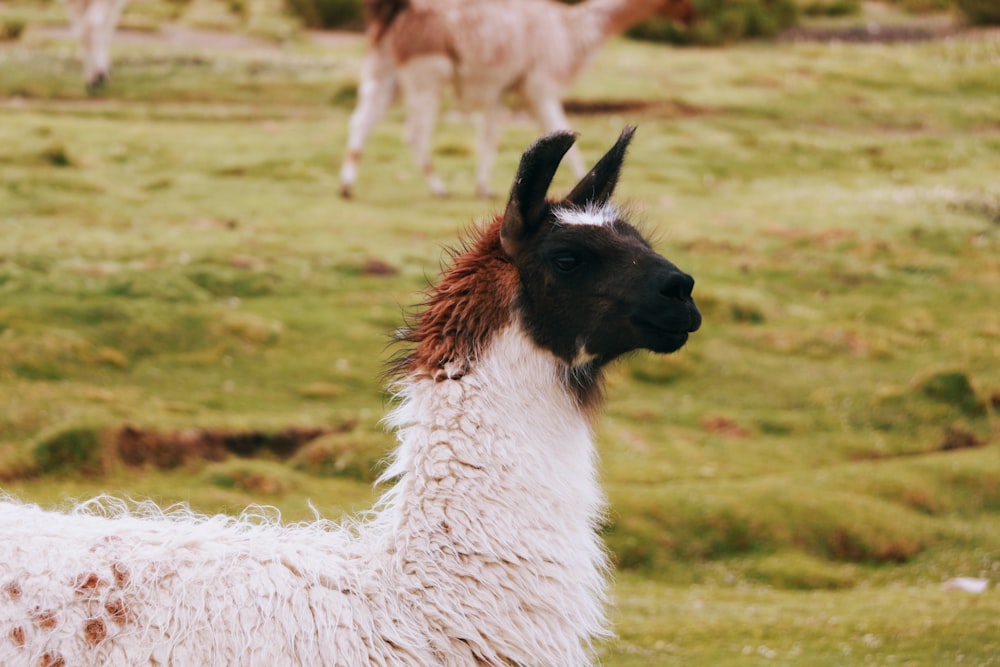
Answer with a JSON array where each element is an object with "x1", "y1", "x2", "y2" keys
[
  {"x1": 379, "y1": 324, "x2": 611, "y2": 664},
  {"x1": 1, "y1": 324, "x2": 610, "y2": 666}
]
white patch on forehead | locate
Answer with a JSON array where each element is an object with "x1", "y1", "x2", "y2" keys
[{"x1": 553, "y1": 203, "x2": 619, "y2": 227}]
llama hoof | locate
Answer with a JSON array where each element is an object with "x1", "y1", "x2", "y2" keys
[
  {"x1": 85, "y1": 73, "x2": 108, "y2": 95},
  {"x1": 427, "y1": 175, "x2": 449, "y2": 198}
]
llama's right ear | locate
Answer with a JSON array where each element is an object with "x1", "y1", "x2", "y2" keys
[
  {"x1": 501, "y1": 131, "x2": 577, "y2": 258},
  {"x1": 565, "y1": 126, "x2": 636, "y2": 208}
]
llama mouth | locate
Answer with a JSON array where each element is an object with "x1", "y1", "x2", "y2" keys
[
  {"x1": 631, "y1": 313, "x2": 698, "y2": 353},
  {"x1": 647, "y1": 333, "x2": 690, "y2": 355},
  {"x1": 634, "y1": 323, "x2": 690, "y2": 353},
  {"x1": 634, "y1": 312, "x2": 699, "y2": 335}
]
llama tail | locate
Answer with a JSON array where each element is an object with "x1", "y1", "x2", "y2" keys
[{"x1": 363, "y1": 0, "x2": 409, "y2": 42}]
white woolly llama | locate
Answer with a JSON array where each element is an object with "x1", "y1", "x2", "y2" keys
[
  {"x1": 63, "y1": 0, "x2": 129, "y2": 91},
  {"x1": 0, "y1": 127, "x2": 701, "y2": 666},
  {"x1": 339, "y1": 0, "x2": 695, "y2": 198}
]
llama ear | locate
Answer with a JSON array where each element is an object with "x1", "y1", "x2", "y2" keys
[
  {"x1": 501, "y1": 131, "x2": 577, "y2": 257},
  {"x1": 565, "y1": 126, "x2": 636, "y2": 208}
]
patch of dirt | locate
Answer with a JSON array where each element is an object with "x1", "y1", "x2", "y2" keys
[
  {"x1": 938, "y1": 425, "x2": 985, "y2": 452},
  {"x1": 115, "y1": 424, "x2": 334, "y2": 469},
  {"x1": 32, "y1": 25, "x2": 275, "y2": 51},
  {"x1": 850, "y1": 425, "x2": 988, "y2": 462},
  {"x1": 779, "y1": 23, "x2": 959, "y2": 43},
  {"x1": 778, "y1": 13, "x2": 1000, "y2": 45},
  {"x1": 701, "y1": 415, "x2": 752, "y2": 438},
  {"x1": 563, "y1": 98, "x2": 714, "y2": 117},
  {"x1": 361, "y1": 258, "x2": 398, "y2": 276}
]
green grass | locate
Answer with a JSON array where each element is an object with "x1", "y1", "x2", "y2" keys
[{"x1": 1, "y1": 3, "x2": 999, "y2": 662}]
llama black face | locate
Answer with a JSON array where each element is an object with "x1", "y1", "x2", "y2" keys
[
  {"x1": 501, "y1": 128, "x2": 700, "y2": 367},
  {"x1": 512, "y1": 207, "x2": 700, "y2": 365}
]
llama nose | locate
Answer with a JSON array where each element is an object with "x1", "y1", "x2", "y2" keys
[{"x1": 660, "y1": 271, "x2": 695, "y2": 301}]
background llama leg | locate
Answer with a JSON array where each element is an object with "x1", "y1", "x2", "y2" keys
[
  {"x1": 527, "y1": 95, "x2": 587, "y2": 178},
  {"x1": 339, "y1": 52, "x2": 397, "y2": 198},
  {"x1": 74, "y1": 0, "x2": 126, "y2": 91},
  {"x1": 397, "y1": 56, "x2": 451, "y2": 197},
  {"x1": 473, "y1": 105, "x2": 504, "y2": 198}
]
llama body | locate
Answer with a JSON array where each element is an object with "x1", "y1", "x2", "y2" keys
[
  {"x1": 1, "y1": 128, "x2": 700, "y2": 666},
  {"x1": 339, "y1": 0, "x2": 694, "y2": 198},
  {"x1": 63, "y1": 0, "x2": 129, "y2": 91}
]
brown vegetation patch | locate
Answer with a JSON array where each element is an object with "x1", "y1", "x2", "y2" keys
[
  {"x1": 766, "y1": 226, "x2": 858, "y2": 247},
  {"x1": 563, "y1": 98, "x2": 714, "y2": 117},
  {"x1": 362, "y1": 258, "x2": 399, "y2": 276},
  {"x1": 702, "y1": 415, "x2": 751, "y2": 438},
  {"x1": 826, "y1": 528, "x2": 920, "y2": 563},
  {"x1": 779, "y1": 24, "x2": 958, "y2": 43},
  {"x1": 851, "y1": 425, "x2": 987, "y2": 462},
  {"x1": 115, "y1": 425, "x2": 330, "y2": 469},
  {"x1": 0, "y1": 459, "x2": 35, "y2": 484},
  {"x1": 939, "y1": 425, "x2": 984, "y2": 452}
]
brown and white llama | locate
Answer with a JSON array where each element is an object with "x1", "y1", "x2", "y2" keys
[
  {"x1": 0, "y1": 128, "x2": 700, "y2": 666},
  {"x1": 339, "y1": 0, "x2": 695, "y2": 198},
  {"x1": 63, "y1": 0, "x2": 129, "y2": 91}
]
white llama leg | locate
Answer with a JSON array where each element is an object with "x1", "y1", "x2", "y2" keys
[
  {"x1": 80, "y1": 1, "x2": 108, "y2": 90},
  {"x1": 398, "y1": 56, "x2": 451, "y2": 197},
  {"x1": 474, "y1": 105, "x2": 503, "y2": 198},
  {"x1": 528, "y1": 96, "x2": 586, "y2": 178},
  {"x1": 339, "y1": 52, "x2": 397, "y2": 198},
  {"x1": 97, "y1": 0, "x2": 127, "y2": 81},
  {"x1": 77, "y1": 0, "x2": 125, "y2": 91}
]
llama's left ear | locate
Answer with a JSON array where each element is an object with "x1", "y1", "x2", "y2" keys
[
  {"x1": 565, "y1": 126, "x2": 636, "y2": 208},
  {"x1": 501, "y1": 131, "x2": 577, "y2": 258}
]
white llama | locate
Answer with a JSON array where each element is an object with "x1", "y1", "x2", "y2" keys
[
  {"x1": 339, "y1": 0, "x2": 695, "y2": 198},
  {"x1": 0, "y1": 127, "x2": 701, "y2": 666},
  {"x1": 63, "y1": 0, "x2": 129, "y2": 91}
]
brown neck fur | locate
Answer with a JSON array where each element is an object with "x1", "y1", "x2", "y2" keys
[{"x1": 390, "y1": 217, "x2": 519, "y2": 382}]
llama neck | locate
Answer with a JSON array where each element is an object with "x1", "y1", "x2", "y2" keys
[
  {"x1": 573, "y1": 0, "x2": 662, "y2": 41},
  {"x1": 378, "y1": 324, "x2": 610, "y2": 663}
]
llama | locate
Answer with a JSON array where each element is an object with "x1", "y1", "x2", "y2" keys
[
  {"x1": 0, "y1": 127, "x2": 700, "y2": 666},
  {"x1": 339, "y1": 0, "x2": 695, "y2": 198},
  {"x1": 63, "y1": 0, "x2": 129, "y2": 91}
]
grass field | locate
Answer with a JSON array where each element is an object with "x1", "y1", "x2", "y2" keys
[{"x1": 1, "y1": 1, "x2": 999, "y2": 663}]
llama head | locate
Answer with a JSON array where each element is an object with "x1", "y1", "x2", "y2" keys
[
  {"x1": 501, "y1": 127, "x2": 701, "y2": 370},
  {"x1": 393, "y1": 128, "x2": 699, "y2": 406}
]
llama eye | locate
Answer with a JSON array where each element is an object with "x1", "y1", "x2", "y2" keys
[{"x1": 551, "y1": 254, "x2": 580, "y2": 273}]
